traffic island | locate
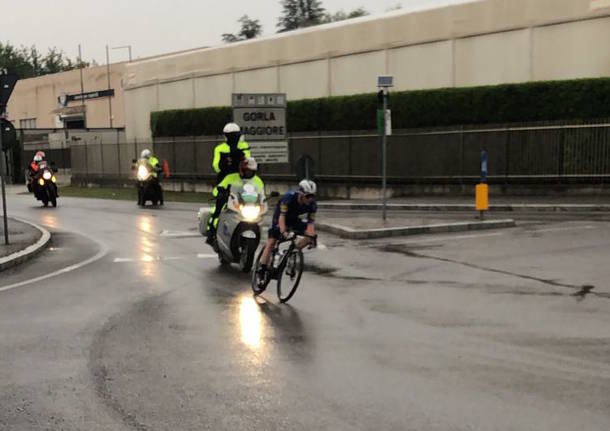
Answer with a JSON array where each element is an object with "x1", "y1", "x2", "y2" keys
[
  {"x1": 0, "y1": 218, "x2": 51, "y2": 272},
  {"x1": 316, "y1": 213, "x2": 516, "y2": 240}
]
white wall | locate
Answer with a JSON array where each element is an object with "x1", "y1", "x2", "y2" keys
[
  {"x1": 533, "y1": 16, "x2": 610, "y2": 81},
  {"x1": 455, "y1": 29, "x2": 531, "y2": 86},
  {"x1": 330, "y1": 51, "x2": 386, "y2": 96},
  {"x1": 280, "y1": 60, "x2": 329, "y2": 100},
  {"x1": 194, "y1": 74, "x2": 233, "y2": 107},
  {"x1": 388, "y1": 41, "x2": 454, "y2": 90}
]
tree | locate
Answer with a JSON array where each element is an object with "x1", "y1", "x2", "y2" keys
[
  {"x1": 222, "y1": 15, "x2": 263, "y2": 43},
  {"x1": 277, "y1": 0, "x2": 326, "y2": 32},
  {"x1": 323, "y1": 7, "x2": 369, "y2": 23},
  {"x1": 0, "y1": 41, "x2": 88, "y2": 78}
]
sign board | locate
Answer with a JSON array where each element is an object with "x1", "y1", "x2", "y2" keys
[
  {"x1": 58, "y1": 89, "x2": 114, "y2": 106},
  {"x1": 1, "y1": 119, "x2": 17, "y2": 152},
  {"x1": 249, "y1": 141, "x2": 289, "y2": 164},
  {"x1": 232, "y1": 93, "x2": 288, "y2": 164},
  {"x1": 377, "y1": 75, "x2": 394, "y2": 88},
  {"x1": 0, "y1": 73, "x2": 18, "y2": 107}
]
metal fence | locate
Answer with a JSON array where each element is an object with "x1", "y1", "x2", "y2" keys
[{"x1": 63, "y1": 121, "x2": 610, "y2": 185}]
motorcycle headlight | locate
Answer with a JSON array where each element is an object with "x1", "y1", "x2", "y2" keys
[
  {"x1": 240, "y1": 204, "x2": 261, "y2": 221},
  {"x1": 38, "y1": 178, "x2": 45, "y2": 186},
  {"x1": 51, "y1": 176, "x2": 57, "y2": 183},
  {"x1": 137, "y1": 165, "x2": 150, "y2": 181},
  {"x1": 43, "y1": 171, "x2": 52, "y2": 180}
]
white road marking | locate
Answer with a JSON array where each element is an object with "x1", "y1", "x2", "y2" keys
[
  {"x1": 197, "y1": 253, "x2": 217, "y2": 259},
  {"x1": 159, "y1": 230, "x2": 201, "y2": 238},
  {"x1": 112, "y1": 253, "x2": 217, "y2": 263},
  {"x1": 0, "y1": 242, "x2": 109, "y2": 293},
  {"x1": 530, "y1": 225, "x2": 596, "y2": 233},
  {"x1": 403, "y1": 232, "x2": 505, "y2": 244}
]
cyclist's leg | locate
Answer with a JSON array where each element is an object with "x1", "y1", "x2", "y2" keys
[{"x1": 261, "y1": 226, "x2": 281, "y2": 266}]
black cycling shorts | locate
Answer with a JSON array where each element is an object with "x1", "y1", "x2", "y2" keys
[{"x1": 268, "y1": 220, "x2": 308, "y2": 240}]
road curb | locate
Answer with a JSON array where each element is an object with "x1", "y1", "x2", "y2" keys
[
  {"x1": 0, "y1": 218, "x2": 51, "y2": 272},
  {"x1": 318, "y1": 203, "x2": 610, "y2": 212},
  {"x1": 317, "y1": 219, "x2": 516, "y2": 239}
]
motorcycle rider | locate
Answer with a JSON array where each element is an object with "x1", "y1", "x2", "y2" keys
[
  {"x1": 206, "y1": 157, "x2": 264, "y2": 245},
  {"x1": 212, "y1": 122, "x2": 251, "y2": 186},
  {"x1": 27, "y1": 151, "x2": 46, "y2": 192},
  {"x1": 138, "y1": 149, "x2": 164, "y2": 205},
  {"x1": 256, "y1": 179, "x2": 317, "y2": 287}
]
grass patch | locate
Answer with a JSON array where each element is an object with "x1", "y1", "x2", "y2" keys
[{"x1": 59, "y1": 186, "x2": 213, "y2": 203}]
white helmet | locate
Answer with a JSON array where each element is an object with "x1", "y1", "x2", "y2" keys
[
  {"x1": 223, "y1": 122, "x2": 240, "y2": 134},
  {"x1": 140, "y1": 149, "x2": 151, "y2": 159},
  {"x1": 244, "y1": 157, "x2": 257, "y2": 171},
  {"x1": 298, "y1": 179, "x2": 317, "y2": 195},
  {"x1": 33, "y1": 151, "x2": 45, "y2": 162}
]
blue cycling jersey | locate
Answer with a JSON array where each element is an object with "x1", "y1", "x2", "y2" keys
[{"x1": 272, "y1": 190, "x2": 317, "y2": 227}]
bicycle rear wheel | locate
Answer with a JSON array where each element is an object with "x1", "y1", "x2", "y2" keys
[{"x1": 276, "y1": 249, "x2": 304, "y2": 303}]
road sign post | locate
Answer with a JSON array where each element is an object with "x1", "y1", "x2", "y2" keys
[
  {"x1": 0, "y1": 125, "x2": 8, "y2": 245},
  {"x1": 1, "y1": 70, "x2": 19, "y2": 245},
  {"x1": 377, "y1": 76, "x2": 393, "y2": 221}
]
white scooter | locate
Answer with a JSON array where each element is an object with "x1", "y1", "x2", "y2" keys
[{"x1": 198, "y1": 182, "x2": 268, "y2": 272}]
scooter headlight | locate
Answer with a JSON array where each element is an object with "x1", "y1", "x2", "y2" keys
[
  {"x1": 42, "y1": 171, "x2": 52, "y2": 180},
  {"x1": 240, "y1": 204, "x2": 261, "y2": 221},
  {"x1": 137, "y1": 165, "x2": 150, "y2": 181}
]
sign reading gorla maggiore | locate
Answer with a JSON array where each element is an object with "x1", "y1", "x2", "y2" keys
[{"x1": 232, "y1": 93, "x2": 288, "y2": 164}]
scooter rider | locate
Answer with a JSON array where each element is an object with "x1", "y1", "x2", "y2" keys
[
  {"x1": 256, "y1": 179, "x2": 317, "y2": 286},
  {"x1": 27, "y1": 151, "x2": 46, "y2": 192},
  {"x1": 206, "y1": 157, "x2": 264, "y2": 245},
  {"x1": 212, "y1": 123, "x2": 251, "y2": 185},
  {"x1": 139, "y1": 149, "x2": 164, "y2": 204}
]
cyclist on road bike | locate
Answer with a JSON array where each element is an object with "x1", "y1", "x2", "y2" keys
[{"x1": 256, "y1": 179, "x2": 317, "y2": 288}]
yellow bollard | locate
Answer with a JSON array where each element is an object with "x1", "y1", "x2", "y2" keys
[{"x1": 475, "y1": 183, "x2": 488, "y2": 219}]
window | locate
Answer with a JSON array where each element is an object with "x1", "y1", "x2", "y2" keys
[{"x1": 19, "y1": 118, "x2": 36, "y2": 129}]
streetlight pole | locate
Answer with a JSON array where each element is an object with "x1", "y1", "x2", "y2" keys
[{"x1": 106, "y1": 45, "x2": 113, "y2": 128}]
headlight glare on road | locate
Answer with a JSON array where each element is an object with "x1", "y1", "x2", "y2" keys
[
  {"x1": 43, "y1": 171, "x2": 52, "y2": 180},
  {"x1": 137, "y1": 165, "x2": 150, "y2": 181},
  {"x1": 240, "y1": 204, "x2": 261, "y2": 221}
]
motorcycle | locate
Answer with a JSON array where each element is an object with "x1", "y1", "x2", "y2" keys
[
  {"x1": 31, "y1": 161, "x2": 59, "y2": 207},
  {"x1": 133, "y1": 159, "x2": 164, "y2": 207},
  {"x1": 198, "y1": 182, "x2": 268, "y2": 272}
]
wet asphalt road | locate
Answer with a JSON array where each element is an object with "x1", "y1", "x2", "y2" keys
[{"x1": 1, "y1": 194, "x2": 610, "y2": 430}]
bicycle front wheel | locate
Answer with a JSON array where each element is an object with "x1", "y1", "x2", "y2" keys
[{"x1": 277, "y1": 249, "x2": 304, "y2": 303}]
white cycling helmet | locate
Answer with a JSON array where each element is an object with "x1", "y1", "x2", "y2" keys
[
  {"x1": 223, "y1": 122, "x2": 241, "y2": 134},
  {"x1": 140, "y1": 149, "x2": 151, "y2": 159},
  {"x1": 298, "y1": 179, "x2": 317, "y2": 195}
]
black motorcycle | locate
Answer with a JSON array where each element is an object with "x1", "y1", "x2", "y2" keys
[
  {"x1": 31, "y1": 161, "x2": 58, "y2": 207},
  {"x1": 133, "y1": 159, "x2": 164, "y2": 207}
]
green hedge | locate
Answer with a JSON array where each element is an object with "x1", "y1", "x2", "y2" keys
[{"x1": 151, "y1": 78, "x2": 610, "y2": 137}]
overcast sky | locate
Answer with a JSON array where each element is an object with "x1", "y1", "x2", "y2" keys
[{"x1": 3, "y1": 0, "x2": 472, "y2": 64}]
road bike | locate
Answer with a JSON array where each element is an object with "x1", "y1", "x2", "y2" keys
[{"x1": 251, "y1": 233, "x2": 316, "y2": 303}]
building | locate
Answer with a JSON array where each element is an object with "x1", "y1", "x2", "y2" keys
[
  {"x1": 7, "y1": 0, "x2": 610, "y2": 141},
  {"x1": 7, "y1": 62, "x2": 126, "y2": 130}
]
